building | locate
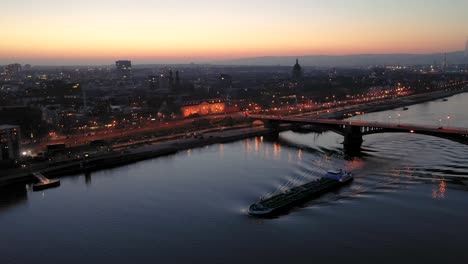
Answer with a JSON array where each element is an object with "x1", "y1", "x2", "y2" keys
[
  {"x1": 0, "y1": 125, "x2": 21, "y2": 161},
  {"x1": 292, "y1": 58, "x2": 303, "y2": 80},
  {"x1": 175, "y1": 71, "x2": 181, "y2": 88},
  {"x1": 115, "y1": 60, "x2": 132, "y2": 80},
  {"x1": 158, "y1": 74, "x2": 170, "y2": 93},
  {"x1": 36, "y1": 80, "x2": 83, "y2": 107},
  {"x1": 42, "y1": 105, "x2": 61, "y2": 124},
  {"x1": 147, "y1": 75, "x2": 159, "y2": 90},
  {"x1": 5, "y1": 63, "x2": 22, "y2": 76},
  {"x1": 168, "y1": 70, "x2": 174, "y2": 88},
  {"x1": 0, "y1": 106, "x2": 43, "y2": 138},
  {"x1": 180, "y1": 99, "x2": 226, "y2": 118}
]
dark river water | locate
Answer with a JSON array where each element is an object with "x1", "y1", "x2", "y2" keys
[{"x1": 1, "y1": 93, "x2": 468, "y2": 264}]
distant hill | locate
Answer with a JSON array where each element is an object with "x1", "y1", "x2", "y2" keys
[{"x1": 215, "y1": 51, "x2": 467, "y2": 67}]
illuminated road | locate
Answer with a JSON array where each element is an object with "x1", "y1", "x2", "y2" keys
[{"x1": 25, "y1": 114, "x2": 241, "y2": 151}]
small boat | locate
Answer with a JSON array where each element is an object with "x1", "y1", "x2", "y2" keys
[
  {"x1": 403, "y1": 107, "x2": 409, "y2": 111},
  {"x1": 442, "y1": 98, "x2": 448, "y2": 102},
  {"x1": 324, "y1": 169, "x2": 354, "y2": 182},
  {"x1": 248, "y1": 169, "x2": 353, "y2": 216}
]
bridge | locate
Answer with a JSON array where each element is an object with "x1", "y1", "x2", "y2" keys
[{"x1": 249, "y1": 115, "x2": 468, "y2": 152}]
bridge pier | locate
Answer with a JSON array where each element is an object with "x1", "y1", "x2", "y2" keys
[
  {"x1": 261, "y1": 120, "x2": 280, "y2": 141},
  {"x1": 343, "y1": 126, "x2": 363, "y2": 152},
  {"x1": 263, "y1": 120, "x2": 280, "y2": 130}
]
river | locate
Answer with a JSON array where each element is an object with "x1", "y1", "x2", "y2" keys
[{"x1": 1, "y1": 93, "x2": 468, "y2": 264}]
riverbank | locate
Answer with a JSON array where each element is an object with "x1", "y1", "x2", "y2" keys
[
  {"x1": 306, "y1": 88, "x2": 467, "y2": 120},
  {"x1": 0, "y1": 125, "x2": 282, "y2": 187},
  {"x1": 1, "y1": 88, "x2": 466, "y2": 187}
]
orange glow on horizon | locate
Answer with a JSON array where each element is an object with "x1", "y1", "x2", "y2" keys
[
  {"x1": 1, "y1": 0, "x2": 466, "y2": 64},
  {"x1": 2, "y1": 42, "x2": 463, "y2": 63}
]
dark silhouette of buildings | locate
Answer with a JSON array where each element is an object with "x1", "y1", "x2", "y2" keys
[
  {"x1": 148, "y1": 75, "x2": 159, "y2": 90},
  {"x1": 169, "y1": 70, "x2": 174, "y2": 88},
  {"x1": 115, "y1": 60, "x2": 132, "y2": 80},
  {"x1": 0, "y1": 125, "x2": 20, "y2": 161},
  {"x1": 5, "y1": 64, "x2": 22, "y2": 76},
  {"x1": 175, "y1": 71, "x2": 181, "y2": 87},
  {"x1": 0, "y1": 106, "x2": 46, "y2": 138},
  {"x1": 292, "y1": 58, "x2": 303, "y2": 80}
]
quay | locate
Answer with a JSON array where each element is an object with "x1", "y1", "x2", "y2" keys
[
  {"x1": 32, "y1": 172, "x2": 60, "y2": 191},
  {"x1": 0, "y1": 126, "x2": 276, "y2": 187}
]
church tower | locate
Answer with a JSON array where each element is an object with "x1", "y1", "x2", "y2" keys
[{"x1": 292, "y1": 58, "x2": 303, "y2": 81}]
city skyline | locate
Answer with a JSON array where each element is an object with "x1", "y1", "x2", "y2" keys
[{"x1": 1, "y1": 0, "x2": 468, "y2": 65}]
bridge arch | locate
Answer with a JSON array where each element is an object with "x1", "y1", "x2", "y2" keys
[
  {"x1": 361, "y1": 129, "x2": 468, "y2": 145},
  {"x1": 249, "y1": 115, "x2": 468, "y2": 151},
  {"x1": 309, "y1": 123, "x2": 468, "y2": 147},
  {"x1": 252, "y1": 120, "x2": 265, "y2": 126}
]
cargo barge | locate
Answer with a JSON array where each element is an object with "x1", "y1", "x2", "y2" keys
[{"x1": 249, "y1": 170, "x2": 353, "y2": 216}]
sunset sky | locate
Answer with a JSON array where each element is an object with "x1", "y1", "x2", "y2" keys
[{"x1": 1, "y1": 0, "x2": 467, "y2": 65}]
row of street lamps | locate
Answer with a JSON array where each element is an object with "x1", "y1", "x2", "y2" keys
[{"x1": 384, "y1": 113, "x2": 454, "y2": 127}]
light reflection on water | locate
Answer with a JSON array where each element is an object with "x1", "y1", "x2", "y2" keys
[{"x1": 1, "y1": 93, "x2": 468, "y2": 264}]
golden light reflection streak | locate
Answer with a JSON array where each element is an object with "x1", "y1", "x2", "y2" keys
[
  {"x1": 219, "y1": 144, "x2": 224, "y2": 159},
  {"x1": 347, "y1": 157, "x2": 364, "y2": 171},
  {"x1": 245, "y1": 139, "x2": 251, "y2": 155},
  {"x1": 273, "y1": 143, "x2": 281, "y2": 159},
  {"x1": 432, "y1": 179, "x2": 446, "y2": 200},
  {"x1": 254, "y1": 137, "x2": 259, "y2": 153},
  {"x1": 440, "y1": 180, "x2": 446, "y2": 199},
  {"x1": 297, "y1": 149, "x2": 303, "y2": 160}
]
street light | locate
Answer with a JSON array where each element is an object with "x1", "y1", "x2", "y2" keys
[
  {"x1": 397, "y1": 113, "x2": 401, "y2": 125},
  {"x1": 447, "y1": 116, "x2": 451, "y2": 127}
]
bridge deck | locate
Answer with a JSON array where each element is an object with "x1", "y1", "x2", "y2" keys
[{"x1": 250, "y1": 115, "x2": 468, "y2": 135}]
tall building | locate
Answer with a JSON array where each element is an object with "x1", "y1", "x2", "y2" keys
[
  {"x1": 168, "y1": 70, "x2": 174, "y2": 89},
  {"x1": 115, "y1": 60, "x2": 132, "y2": 80},
  {"x1": 292, "y1": 58, "x2": 303, "y2": 80},
  {"x1": 0, "y1": 125, "x2": 21, "y2": 161},
  {"x1": 175, "y1": 71, "x2": 180, "y2": 86}
]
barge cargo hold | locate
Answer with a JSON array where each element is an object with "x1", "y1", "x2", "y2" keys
[{"x1": 249, "y1": 170, "x2": 353, "y2": 216}]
